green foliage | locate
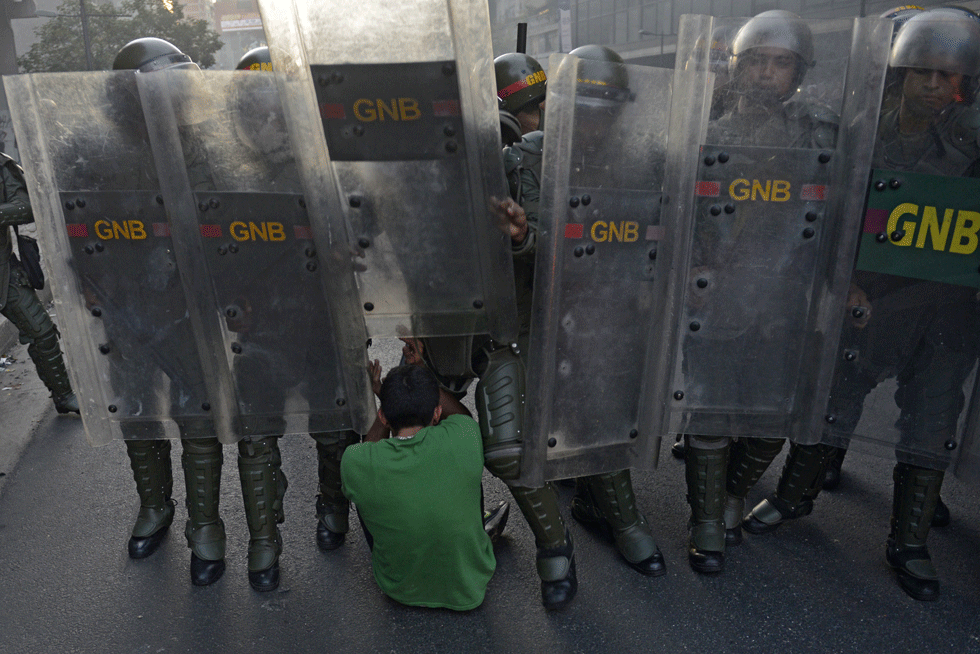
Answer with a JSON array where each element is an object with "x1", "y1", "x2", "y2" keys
[{"x1": 18, "y1": 0, "x2": 223, "y2": 72}]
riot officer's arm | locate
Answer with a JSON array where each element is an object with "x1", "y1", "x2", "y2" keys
[
  {"x1": 492, "y1": 196, "x2": 529, "y2": 245},
  {"x1": 0, "y1": 159, "x2": 34, "y2": 227},
  {"x1": 511, "y1": 167, "x2": 539, "y2": 255}
]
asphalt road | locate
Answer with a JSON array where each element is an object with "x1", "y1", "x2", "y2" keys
[{"x1": 1, "y1": 336, "x2": 979, "y2": 654}]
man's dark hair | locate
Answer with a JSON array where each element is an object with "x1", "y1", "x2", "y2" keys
[{"x1": 379, "y1": 365, "x2": 440, "y2": 432}]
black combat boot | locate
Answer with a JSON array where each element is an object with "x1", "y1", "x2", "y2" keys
[
  {"x1": 510, "y1": 484, "x2": 577, "y2": 609},
  {"x1": 125, "y1": 440, "x2": 176, "y2": 559},
  {"x1": 572, "y1": 470, "x2": 665, "y2": 576},
  {"x1": 725, "y1": 437, "x2": 786, "y2": 543},
  {"x1": 685, "y1": 439, "x2": 728, "y2": 574},
  {"x1": 742, "y1": 442, "x2": 837, "y2": 535},
  {"x1": 182, "y1": 437, "x2": 225, "y2": 586},
  {"x1": 886, "y1": 463, "x2": 943, "y2": 601},
  {"x1": 239, "y1": 437, "x2": 287, "y2": 592},
  {"x1": 312, "y1": 431, "x2": 358, "y2": 551}
]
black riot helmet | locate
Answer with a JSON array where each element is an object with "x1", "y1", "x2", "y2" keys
[
  {"x1": 231, "y1": 46, "x2": 292, "y2": 164},
  {"x1": 568, "y1": 45, "x2": 631, "y2": 104},
  {"x1": 113, "y1": 37, "x2": 195, "y2": 73},
  {"x1": 237, "y1": 46, "x2": 273, "y2": 72},
  {"x1": 495, "y1": 52, "x2": 547, "y2": 114},
  {"x1": 890, "y1": 8, "x2": 980, "y2": 103},
  {"x1": 729, "y1": 10, "x2": 814, "y2": 102}
]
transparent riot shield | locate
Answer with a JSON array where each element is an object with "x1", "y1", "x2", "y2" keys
[
  {"x1": 517, "y1": 55, "x2": 672, "y2": 487},
  {"x1": 828, "y1": 169, "x2": 980, "y2": 476},
  {"x1": 653, "y1": 15, "x2": 891, "y2": 443},
  {"x1": 134, "y1": 68, "x2": 374, "y2": 439},
  {"x1": 255, "y1": 0, "x2": 518, "y2": 341},
  {"x1": 4, "y1": 72, "x2": 217, "y2": 445}
]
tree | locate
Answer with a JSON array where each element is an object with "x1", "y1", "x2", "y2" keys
[{"x1": 18, "y1": 0, "x2": 223, "y2": 72}]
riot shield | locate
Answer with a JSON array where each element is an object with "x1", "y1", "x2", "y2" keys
[
  {"x1": 830, "y1": 168, "x2": 980, "y2": 475},
  {"x1": 255, "y1": 0, "x2": 518, "y2": 341},
  {"x1": 652, "y1": 15, "x2": 891, "y2": 443},
  {"x1": 4, "y1": 72, "x2": 217, "y2": 445},
  {"x1": 517, "y1": 55, "x2": 672, "y2": 487},
  {"x1": 134, "y1": 68, "x2": 374, "y2": 439}
]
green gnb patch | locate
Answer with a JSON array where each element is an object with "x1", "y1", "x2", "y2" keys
[{"x1": 857, "y1": 169, "x2": 980, "y2": 288}]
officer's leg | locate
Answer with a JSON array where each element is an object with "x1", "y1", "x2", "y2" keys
[
  {"x1": 124, "y1": 437, "x2": 175, "y2": 559},
  {"x1": 572, "y1": 469, "x2": 665, "y2": 576},
  {"x1": 724, "y1": 437, "x2": 785, "y2": 544},
  {"x1": 475, "y1": 346, "x2": 575, "y2": 610},
  {"x1": 1, "y1": 269, "x2": 77, "y2": 412},
  {"x1": 311, "y1": 429, "x2": 360, "y2": 551},
  {"x1": 741, "y1": 441, "x2": 839, "y2": 534},
  {"x1": 238, "y1": 436, "x2": 287, "y2": 591},
  {"x1": 684, "y1": 434, "x2": 728, "y2": 573},
  {"x1": 887, "y1": 463, "x2": 943, "y2": 601},
  {"x1": 180, "y1": 433, "x2": 225, "y2": 586},
  {"x1": 822, "y1": 446, "x2": 847, "y2": 490}
]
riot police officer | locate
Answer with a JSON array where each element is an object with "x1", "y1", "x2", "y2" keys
[
  {"x1": 111, "y1": 37, "x2": 226, "y2": 587},
  {"x1": 739, "y1": 9, "x2": 980, "y2": 601},
  {"x1": 0, "y1": 153, "x2": 78, "y2": 414},
  {"x1": 408, "y1": 51, "x2": 578, "y2": 610},
  {"x1": 680, "y1": 11, "x2": 839, "y2": 574},
  {"x1": 231, "y1": 46, "x2": 361, "y2": 591},
  {"x1": 501, "y1": 45, "x2": 667, "y2": 586}
]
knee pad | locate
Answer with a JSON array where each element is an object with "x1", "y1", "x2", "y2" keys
[{"x1": 476, "y1": 346, "x2": 525, "y2": 482}]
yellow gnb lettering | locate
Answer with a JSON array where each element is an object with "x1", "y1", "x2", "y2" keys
[
  {"x1": 771, "y1": 180, "x2": 791, "y2": 202},
  {"x1": 94, "y1": 220, "x2": 113, "y2": 240},
  {"x1": 267, "y1": 222, "x2": 285, "y2": 242},
  {"x1": 230, "y1": 221, "x2": 249, "y2": 241},
  {"x1": 751, "y1": 179, "x2": 771, "y2": 201},
  {"x1": 623, "y1": 221, "x2": 639, "y2": 242},
  {"x1": 729, "y1": 179, "x2": 749, "y2": 201},
  {"x1": 591, "y1": 221, "x2": 608, "y2": 242},
  {"x1": 94, "y1": 220, "x2": 146, "y2": 240},
  {"x1": 886, "y1": 203, "x2": 918, "y2": 247},
  {"x1": 915, "y1": 207, "x2": 953, "y2": 251},
  {"x1": 376, "y1": 99, "x2": 398, "y2": 121},
  {"x1": 354, "y1": 98, "x2": 422, "y2": 122},
  {"x1": 398, "y1": 98, "x2": 421, "y2": 121},
  {"x1": 229, "y1": 221, "x2": 286, "y2": 242},
  {"x1": 353, "y1": 99, "x2": 376, "y2": 121},
  {"x1": 127, "y1": 221, "x2": 147, "y2": 240},
  {"x1": 950, "y1": 210, "x2": 980, "y2": 255}
]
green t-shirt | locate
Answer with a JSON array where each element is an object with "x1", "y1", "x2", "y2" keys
[{"x1": 340, "y1": 414, "x2": 495, "y2": 610}]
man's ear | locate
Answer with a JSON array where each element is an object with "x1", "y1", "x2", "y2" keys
[
  {"x1": 431, "y1": 404, "x2": 443, "y2": 425},
  {"x1": 378, "y1": 408, "x2": 389, "y2": 428}
]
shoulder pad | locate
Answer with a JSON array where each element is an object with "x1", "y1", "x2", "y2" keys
[
  {"x1": 503, "y1": 145, "x2": 524, "y2": 175},
  {"x1": 0, "y1": 153, "x2": 26, "y2": 181},
  {"x1": 519, "y1": 130, "x2": 544, "y2": 155},
  {"x1": 943, "y1": 104, "x2": 980, "y2": 153}
]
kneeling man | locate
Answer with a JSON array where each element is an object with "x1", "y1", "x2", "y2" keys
[{"x1": 341, "y1": 365, "x2": 495, "y2": 610}]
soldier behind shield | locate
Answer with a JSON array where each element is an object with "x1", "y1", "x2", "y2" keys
[
  {"x1": 0, "y1": 152, "x2": 78, "y2": 415},
  {"x1": 107, "y1": 38, "x2": 227, "y2": 587},
  {"x1": 509, "y1": 45, "x2": 668, "y2": 578},
  {"x1": 738, "y1": 8, "x2": 980, "y2": 602},
  {"x1": 225, "y1": 46, "x2": 361, "y2": 591},
  {"x1": 680, "y1": 11, "x2": 840, "y2": 575},
  {"x1": 409, "y1": 50, "x2": 580, "y2": 611}
]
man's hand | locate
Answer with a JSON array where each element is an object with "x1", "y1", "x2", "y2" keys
[
  {"x1": 491, "y1": 196, "x2": 528, "y2": 244},
  {"x1": 399, "y1": 337, "x2": 425, "y2": 366},
  {"x1": 847, "y1": 283, "x2": 871, "y2": 329},
  {"x1": 369, "y1": 359, "x2": 383, "y2": 397}
]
